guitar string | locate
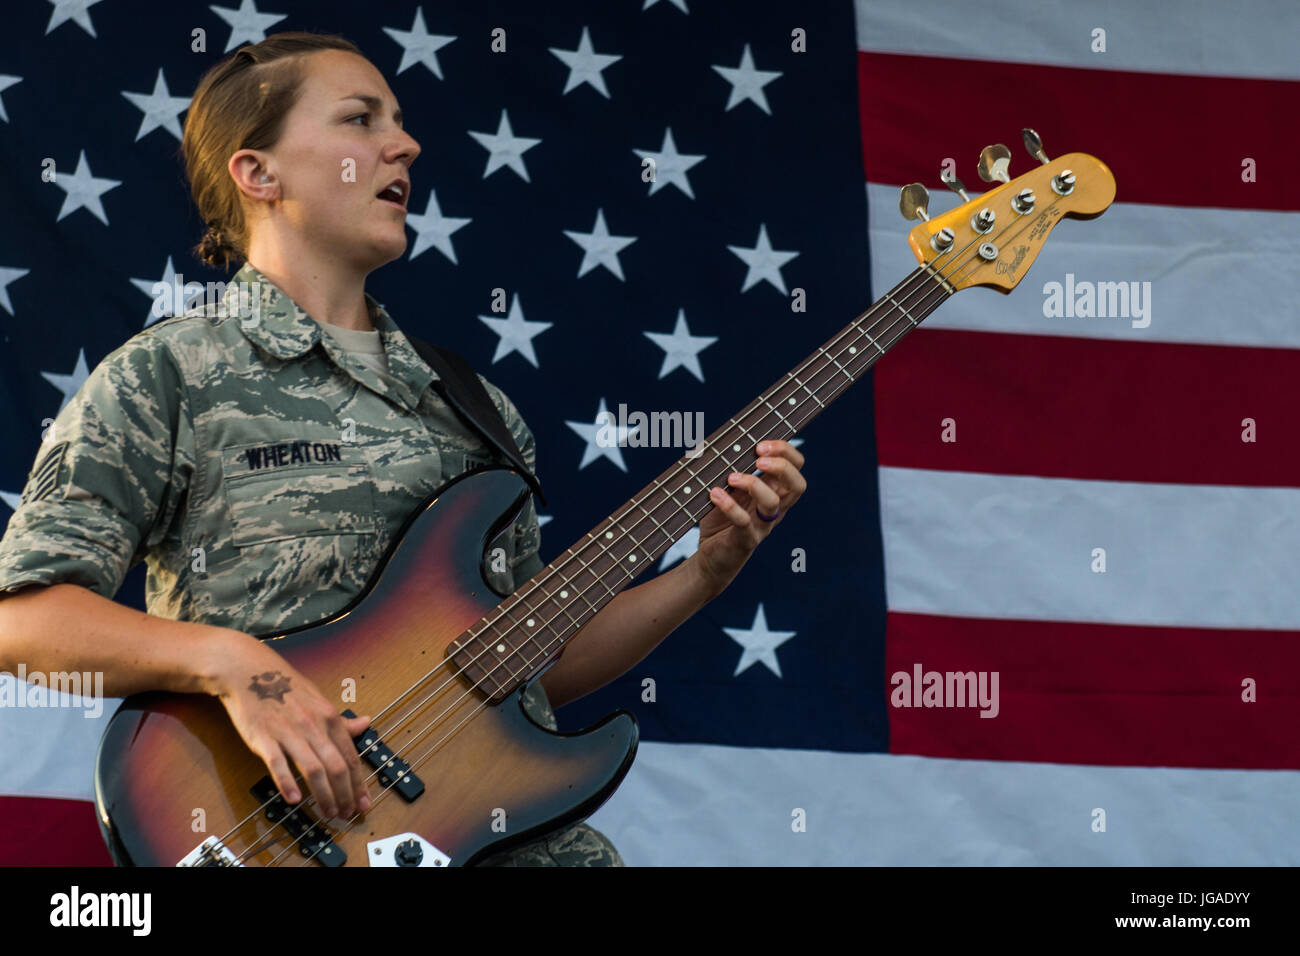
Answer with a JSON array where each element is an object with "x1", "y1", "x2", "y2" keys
[
  {"x1": 221, "y1": 195, "x2": 1053, "y2": 865},
  {"x1": 247, "y1": 218, "x2": 997, "y2": 868},
  {"x1": 258, "y1": 205, "x2": 1024, "y2": 868}
]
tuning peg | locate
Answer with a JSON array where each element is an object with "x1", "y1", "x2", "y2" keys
[
  {"x1": 977, "y1": 144, "x2": 1011, "y2": 184},
  {"x1": 1022, "y1": 128, "x2": 1050, "y2": 165},
  {"x1": 940, "y1": 167, "x2": 969, "y2": 202},
  {"x1": 898, "y1": 182, "x2": 930, "y2": 221}
]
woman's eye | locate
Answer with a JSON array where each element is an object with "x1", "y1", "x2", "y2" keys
[{"x1": 348, "y1": 113, "x2": 370, "y2": 126}]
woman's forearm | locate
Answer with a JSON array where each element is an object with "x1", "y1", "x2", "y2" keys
[
  {"x1": 0, "y1": 582, "x2": 236, "y2": 699},
  {"x1": 538, "y1": 553, "x2": 723, "y2": 708}
]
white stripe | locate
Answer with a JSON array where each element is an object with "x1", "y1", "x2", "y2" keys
[
  {"x1": 855, "y1": 0, "x2": 1300, "y2": 80},
  {"x1": 586, "y1": 741, "x2": 1300, "y2": 864},
  {"x1": 0, "y1": 685, "x2": 118, "y2": 800},
  {"x1": 867, "y1": 182, "x2": 1300, "y2": 350},
  {"x1": 878, "y1": 467, "x2": 1300, "y2": 629}
]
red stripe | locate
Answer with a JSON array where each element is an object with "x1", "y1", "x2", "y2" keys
[
  {"x1": 885, "y1": 611, "x2": 1300, "y2": 768},
  {"x1": 0, "y1": 795, "x2": 113, "y2": 866},
  {"x1": 858, "y1": 51, "x2": 1300, "y2": 211},
  {"x1": 874, "y1": 329, "x2": 1300, "y2": 487}
]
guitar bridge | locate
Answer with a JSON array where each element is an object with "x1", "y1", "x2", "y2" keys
[{"x1": 343, "y1": 708, "x2": 425, "y2": 802}]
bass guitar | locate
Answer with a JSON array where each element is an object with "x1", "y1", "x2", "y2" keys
[{"x1": 94, "y1": 130, "x2": 1115, "y2": 865}]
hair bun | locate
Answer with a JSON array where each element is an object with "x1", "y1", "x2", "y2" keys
[{"x1": 195, "y1": 223, "x2": 235, "y2": 269}]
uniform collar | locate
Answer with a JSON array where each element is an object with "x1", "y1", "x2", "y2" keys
[{"x1": 224, "y1": 261, "x2": 437, "y2": 411}]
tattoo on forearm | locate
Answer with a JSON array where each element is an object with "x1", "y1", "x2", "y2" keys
[{"x1": 250, "y1": 671, "x2": 292, "y2": 703}]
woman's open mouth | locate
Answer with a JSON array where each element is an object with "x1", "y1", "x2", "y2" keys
[{"x1": 376, "y1": 178, "x2": 409, "y2": 211}]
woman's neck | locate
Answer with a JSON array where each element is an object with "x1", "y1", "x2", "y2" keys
[{"x1": 243, "y1": 251, "x2": 375, "y2": 332}]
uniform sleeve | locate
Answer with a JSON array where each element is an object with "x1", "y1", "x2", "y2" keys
[
  {"x1": 478, "y1": 374, "x2": 544, "y2": 587},
  {"x1": 0, "y1": 333, "x2": 192, "y2": 600}
]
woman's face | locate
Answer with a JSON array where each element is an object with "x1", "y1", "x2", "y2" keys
[{"x1": 244, "y1": 49, "x2": 422, "y2": 270}]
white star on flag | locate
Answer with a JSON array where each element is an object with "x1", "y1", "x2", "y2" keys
[
  {"x1": 657, "y1": 526, "x2": 700, "y2": 571},
  {"x1": 0, "y1": 75, "x2": 22, "y2": 123},
  {"x1": 728, "y1": 223, "x2": 798, "y2": 294},
  {"x1": 45, "y1": 0, "x2": 105, "y2": 37},
  {"x1": 209, "y1": 0, "x2": 287, "y2": 52},
  {"x1": 566, "y1": 397, "x2": 640, "y2": 472},
  {"x1": 131, "y1": 257, "x2": 206, "y2": 327},
  {"x1": 383, "y1": 7, "x2": 457, "y2": 78},
  {"x1": 564, "y1": 209, "x2": 637, "y2": 280},
  {"x1": 41, "y1": 348, "x2": 91, "y2": 416},
  {"x1": 121, "y1": 69, "x2": 191, "y2": 142},
  {"x1": 0, "y1": 266, "x2": 30, "y2": 317},
  {"x1": 406, "y1": 189, "x2": 471, "y2": 263},
  {"x1": 53, "y1": 150, "x2": 121, "y2": 225},
  {"x1": 549, "y1": 26, "x2": 622, "y2": 98},
  {"x1": 711, "y1": 43, "x2": 783, "y2": 114},
  {"x1": 723, "y1": 603, "x2": 797, "y2": 678},
  {"x1": 643, "y1": 308, "x2": 717, "y2": 381},
  {"x1": 477, "y1": 295, "x2": 552, "y2": 367},
  {"x1": 633, "y1": 127, "x2": 706, "y2": 198},
  {"x1": 468, "y1": 109, "x2": 542, "y2": 182}
]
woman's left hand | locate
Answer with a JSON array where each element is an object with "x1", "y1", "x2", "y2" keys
[{"x1": 691, "y1": 439, "x2": 807, "y2": 596}]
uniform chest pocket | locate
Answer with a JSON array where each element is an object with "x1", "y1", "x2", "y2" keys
[{"x1": 220, "y1": 440, "x2": 378, "y2": 547}]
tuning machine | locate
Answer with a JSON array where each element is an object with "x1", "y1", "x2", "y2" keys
[
  {"x1": 898, "y1": 182, "x2": 930, "y2": 221},
  {"x1": 1022, "y1": 127, "x2": 1076, "y2": 195},
  {"x1": 977, "y1": 144, "x2": 1012, "y2": 184}
]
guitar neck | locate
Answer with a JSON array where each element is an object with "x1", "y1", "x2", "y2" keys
[{"x1": 456, "y1": 265, "x2": 955, "y2": 697}]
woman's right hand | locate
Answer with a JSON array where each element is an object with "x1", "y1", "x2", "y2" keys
[{"x1": 206, "y1": 629, "x2": 372, "y2": 820}]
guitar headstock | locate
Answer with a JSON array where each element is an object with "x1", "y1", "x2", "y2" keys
[{"x1": 900, "y1": 129, "x2": 1116, "y2": 294}]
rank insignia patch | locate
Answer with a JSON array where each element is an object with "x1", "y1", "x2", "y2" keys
[{"x1": 22, "y1": 441, "x2": 68, "y2": 505}]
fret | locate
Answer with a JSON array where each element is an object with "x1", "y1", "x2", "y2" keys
[
  {"x1": 824, "y1": 346, "x2": 855, "y2": 384},
  {"x1": 629, "y1": 498, "x2": 671, "y2": 551},
  {"x1": 882, "y1": 293, "x2": 917, "y2": 328},
  {"x1": 567, "y1": 541, "x2": 620, "y2": 600},
  {"x1": 560, "y1": 545, "x2": 606, "y2": 611},
  {"x1": 788, "y1": 372, "x2": 826, "y2": 412},
  {"x1": 499, "y1": 601, "x2": 548, "y2": 655}
]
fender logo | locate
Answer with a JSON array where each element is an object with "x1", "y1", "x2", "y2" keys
[{"x1": 995, "y1": 244, "x2": 1030, "y2": 278}]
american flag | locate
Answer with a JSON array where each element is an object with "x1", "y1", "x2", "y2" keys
[{"x1": 2, "y1": 0, "x2": 1298, "y2": 866}]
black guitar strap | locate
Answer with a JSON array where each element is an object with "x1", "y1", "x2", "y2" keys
[{"x1": 406, "y1": 334, "x2": 548, "y2": 509}]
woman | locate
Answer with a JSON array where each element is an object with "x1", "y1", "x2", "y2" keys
[{"x1": 0, "y1": 32, "x2": 807, "y2": 866}]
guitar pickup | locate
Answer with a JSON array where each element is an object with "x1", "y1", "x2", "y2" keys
[
  {"x1": 249, "y1": 777, "x2": 347, "y2": 867},
  {"x1": 343, "y1": 708, "x2": 425, "y2": 802}
]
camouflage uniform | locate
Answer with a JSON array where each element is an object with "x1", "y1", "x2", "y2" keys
[{"x1": 0, "y1": 261, "x2": 622, "y2": 867}]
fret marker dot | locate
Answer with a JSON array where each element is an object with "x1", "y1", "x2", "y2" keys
[
  {"x1": 788, "y1": 397, "x2": 796, "y2": 405},
  {"x1": 605, "y1": 531, "x2": 613, "y2": 539},
  {"x1": 684, "y1": 486, "x2": 691, "y2": 494},
  {"x1": 496, "y1": 643, "x2": 506, "y2": 653},
  {"x1": 526, "y1": 618, "x2": 535, "y2": 627},
  {"x1": 732, "y1": 444, "x2": 741, "y2": 452},
  {"x1": 628, "y1": 554, "x2": 637, "y2": 562},
  {"x1": 559, "y1": 589, "x2": 568, "y2": 598},
  {"x1": 849, "y1": 346, "x2": 857, "y2": 354}
]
